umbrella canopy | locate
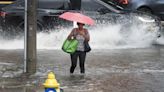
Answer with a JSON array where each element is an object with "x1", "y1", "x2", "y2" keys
[{"x1": 59, "y1": 12, "x2": 94, "y2": 25}]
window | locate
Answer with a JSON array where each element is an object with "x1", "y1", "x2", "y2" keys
[
  {"x1": 81, "y1": 0, "x2": 109, "y2": 11},
  {"x1": 38, "y1": 0, "x2": 63, "y2": 9},
  {"x1": 69, "y1": 0, "x2": 81, "y2": 10}
]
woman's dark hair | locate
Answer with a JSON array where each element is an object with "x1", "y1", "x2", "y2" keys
[{"x1": 77, "y1": 22, "x2": 85, "y2": 26}]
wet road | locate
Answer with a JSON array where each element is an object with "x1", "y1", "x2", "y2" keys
[{"x1": 0, "y1": 45, "x2": 164, "y2": 92}]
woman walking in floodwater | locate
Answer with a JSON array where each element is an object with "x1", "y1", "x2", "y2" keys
[{"x1": 67, "y1": 22, "x2": 90, "y2": 74}]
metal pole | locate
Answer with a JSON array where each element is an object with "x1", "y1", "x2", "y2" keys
[
  {"x1": 73, "y1": 21, "x2": 77, "y2": 28},
  {"x1": 24, "y1": 0, "x2": 27, "y2": 73}
]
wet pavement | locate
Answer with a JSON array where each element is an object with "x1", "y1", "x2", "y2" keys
[{"x1": 0, "y1": 45, "x2": 164, "y2": 92}]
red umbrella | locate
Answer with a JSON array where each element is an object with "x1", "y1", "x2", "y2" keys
[{"x1": 59, "y1": 12, "x2": 94, "y2": 25}]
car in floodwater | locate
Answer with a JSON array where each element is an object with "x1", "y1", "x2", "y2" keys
[
  {"x1": 102, "y1": 0, "x2": 164, "y2": 20},
  {"x1": 0, "y1": 0, "x2": 162, "y2": 37}
]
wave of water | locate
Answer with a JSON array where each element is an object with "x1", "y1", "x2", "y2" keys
[{"x1": 0, "y1": 23, "x2": 161, "y2": 49}]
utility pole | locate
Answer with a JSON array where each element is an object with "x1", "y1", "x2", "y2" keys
[{"x1": 24, "y1": 0, "x2": 37, "y2": 74}]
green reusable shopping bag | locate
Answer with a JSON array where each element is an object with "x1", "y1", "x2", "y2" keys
[{"x1": 62, "y1": 39, "x2": 78, "y2": 54}]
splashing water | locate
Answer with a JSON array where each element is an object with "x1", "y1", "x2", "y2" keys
[
  {"x1": 0, "y1": 38, "x2": 24, "y2": 49},
  {"x1": 0, "y1": 22, "x2": 160, "y2": 49}
]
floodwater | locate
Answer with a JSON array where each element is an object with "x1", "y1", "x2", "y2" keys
[
  {"x1": 0, "y1": 47, "x2": 164, "y2": 92},
  {"x1": 0, "y1": 22, "x2": 163, "y2": 92}
]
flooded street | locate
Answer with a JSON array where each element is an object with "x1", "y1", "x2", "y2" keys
[
  {"x1": 0, "y1": 17, "x2": 163, "y2": 91},
  {"x1": 0, "y1": 0, "x2": 164, "y2": 91},
  {"x1": 0, "y1": 45, "x2": 164, "y2": 92}
]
